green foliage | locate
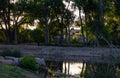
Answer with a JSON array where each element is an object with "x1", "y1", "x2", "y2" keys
[
  {"x1": 0, "y1": 0, "x2": 120, "y2": 45},
  {"x1": 20, "y1": 55, "x2": 39, "y2": 71},
  {"x1": 30, "y1": 29, "x2": 44, "y2": 44},
  {"x1": 116, "y1": 67, "x2": 120, "y2": 78},
  {"x1": 83, "y1": 65, "x2": 92, "y2": 78},
  {"x1": 0, "y1": 49, "x2": 21, "y2": 57},
  {"x1": 115, "y1": 0, "x2": 120, "y2": 16},
  {"x1": 0, "y1": 31, "x2": 6, "y2": 42},
  {"x1": 18, "y1": 29, "x2": 32, "y2": 43},
  {"x1": 95, "y1": 64, "x2": 114, "y2": 78},
  {"x1": 0, "y1": 63, "x2": 41, "y2": 78},
  {"x1": 90, "y1": 21, "x2": 108, "y2": 37},
  {"x1": 0, "y1": 63, "x2": 24, "y2": 78},
  {"x1": 90, "y1": 21, "x2": 110, "y2": 44},
  {"x1": 71, "y1": 36, "x2": 78, "y2": 44},
  {"x1": 83, "y1": 64, "x2": 115, "y2": 78}
]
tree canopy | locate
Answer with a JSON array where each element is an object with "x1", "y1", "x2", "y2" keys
[{"x1": 0, "y1": 0, "x2": 119, "y2": 46}]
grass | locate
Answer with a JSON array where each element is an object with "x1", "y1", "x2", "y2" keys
[{"x1": 0, "y1": 63, "x2": 41, "y2": 78}]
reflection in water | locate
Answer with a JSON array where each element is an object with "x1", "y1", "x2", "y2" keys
[
  {"x1": 44, "y1": 62, "x2": 120, "y2": 78},
  {"x1": 46, "y1": 61, "x2": 84, "y2": 77},
  {"x1": 63, "y1": 62, "x2": 84, "y2": 76},
  {"x1": 44, "y1": 61, "x2": 119, "y2": 78}
]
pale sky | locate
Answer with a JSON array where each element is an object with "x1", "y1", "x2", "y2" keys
[
  {"x1": 63, "y1": 1, "x2": 79, "y2": 19},
  {"x1": 63, "y1": 0, "x2": 85, "y2": 21},
  {"x1": 9, "y1": 0, "x2": 83, "y2": 30}
]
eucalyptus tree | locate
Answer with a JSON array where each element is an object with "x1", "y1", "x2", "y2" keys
[
  {"x1": 48, "y1": 0, "x2": 67, "y2": 43},
  {"x1": 26, "y1": 0, "x2": 64, "y2": 44},
  {"x1": 32, "y1": 0, "x2": 74, "y2": 44},
  {"x1": 103, "y1": 0, "x2": 120, "y2": 45},
  {"x1": 25, "y1": 0, "x2": 49, "y2": 44},
  {"x1": 0, "y1": 0, "x2": 33, "y2": 44},
  {"x1": 11, "y1": 0, "x2": 32, "y2": 44},
  {"x1": 114, "y1": 0, "x2": 120, "y2": 45},
  {"x1": 0, "y1": 0, "x2": 11, "y2": 43},
  {"x1": 71, "y1": 0, "x2": 98, "y2": 45},
  {"x1": 52, "y1": 0, "x2": 74, "y2": 43},
  {"x1": 88, "y1": 0, "x2": 110, "y2": 46},
  {"x1": 73, "y1": 0, "x2": 86, "y2": 44},
  {"x1": 72, "y1": 0, "x2": 111, "y2": 46},
  {"x1": 64, "y1": 9, "x2": 74, "y2": 43}
]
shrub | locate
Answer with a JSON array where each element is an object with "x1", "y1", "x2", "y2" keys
[
  {"x1": 30, "y1": 29, "x2": 44, "y2": 45},
  {"x1": 83, "y1": 64, "x2": 115, "y2": 78},
  {"x1": 0, "y1": 49, "x2": 21, "y2": 57},
  {"x1": 20, "y1": 55, "x2": 39, "y2": 71},
  {"x1": 0, "y1": 31, "x2": 6, "y2": 42},
  {"x1": 71, "y1": 37, "x2": 78, "y2": 44},
  {"x1": 12, "y1": 50, "x2": 21, "y2": 57}
]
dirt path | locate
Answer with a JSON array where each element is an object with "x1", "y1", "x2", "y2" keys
[{"x1": 0, "y1": 44, "x2": 120, "y2": 63}]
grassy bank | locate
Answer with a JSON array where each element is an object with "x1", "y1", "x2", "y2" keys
[{"x1": 0, "y1": 63, "x2": 40, "y2": 78}]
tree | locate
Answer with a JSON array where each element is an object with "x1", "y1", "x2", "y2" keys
[
  {"x1": 73, "y1": 0, "x2": 86, "y2": 45},
  {"x1": 28, "y1": 0, "x2": 74, "y2": 44},
  {"x1": 0, "y1": 0, "x2": 33, "y2": 44},
  {"x1": 11, "y1": 0, "x2": 31, "y2": 44},
  {"x1": 0, "y1": 0, "x2": 11, "y2": 43},
  {"x1": 30, "y1": 29, "x2": 44, "y2": 45}
]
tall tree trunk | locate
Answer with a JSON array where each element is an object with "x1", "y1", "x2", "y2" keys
[
  {"x1": 60, "y1": 25, "x2": 64, "y2": 44},
  {"x1": 80, "y1": 62, "x2": 85, "y2": 77},
  {"x1": 98, "y1": 0, "x2": 104, "y2": 22},
  {"x1": 43, "y1": 6, "x2": 50, "y2": 44},
  {"x1": 60, "y1": 16, "x2": 64, "y2": 44},
  {"x1": 68, "y1": 26, "x2": 71, "y2": 44},
  {"x1": 68, "y1": 62, "x2": 70, "y2": 75},
  {"x1": 65, "y1": 27, "x2": 67, "y2": 43},
  {"x1": 79, "y1": 9, "x2": 85, "y2": 45},
  {"x1": 65, "y1": 26, "x2": 70, "y2": 44},
  {"x1": 45, "y1": 17, "x2": 49, "y2": 44},
  {"x1": 14, "y1": 20, "x2": 18, "y2": 44},
  {"x1": 61, "y1": 1, "x2": 71, "y2": 44},
  {"x1": 6, "y1": 0, "x2": 11, "y2": 44},
  {"x1": 85, "y1": 12, "x2": 88, "y2": 46},
  {"x1": 5, "y1": 30, "x2": 10, "y2": 44},
  {"x1": 64, "y1": 61, "x2": 67, "y2": 75}
]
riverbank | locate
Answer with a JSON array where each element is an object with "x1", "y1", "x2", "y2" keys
[
  {"x1": 0, "y1": 63, "x2": 41, "y2": 78},
  {"x1": 0, "y1": 44, "x2": 120, "y2": 63}
]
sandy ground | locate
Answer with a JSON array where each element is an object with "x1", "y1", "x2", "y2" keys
[{"x1": 0, "y1": 44, "x2": 120, "y2": 63}]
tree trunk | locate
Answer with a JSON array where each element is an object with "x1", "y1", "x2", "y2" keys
[
  {"x1": 64, "y1": 62, "x2": 67, "y2": 75},
  {"x1": 45, "y1": 17, "x2": 49, "y2": 44},
  {"x1": 5, "y1": 30, "x2": 10, "y2": 44},
  {"x1": 65, "y1": 27, "x2": 67, "y2": 43},
  {"x1": 68, "y1": 62, "x2": 70, "y2": 75},
  {"x1": 14, "y1": 21, "x2": 18, "y2": 44},
  {"x1": 68, "y1": 26, "x2": 71, "y2": 44},
  {"x1": 85, "y1": 12, "x2": 89, "y2": 46},
  {"x1": 79, "y1": 9, "x2": 85, "y2": 45},
  {"x1": 98, "y1": 0, "x2": 104, "y2": 22},
  {"x1": 60, "y1": 17, "x2": 64, "y2": 44},
  {"x1": 80, "y1": 62, "x2": 85, "y2": 77},
  {"x1": 60, "y1": 26, "x2": 64, "y2": 44},
  {"x1": 6, "y1": 0, "x2": 11, "y2": 44}
]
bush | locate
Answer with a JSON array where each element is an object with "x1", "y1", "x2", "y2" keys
[
  {"x1": 71, "y1": 37, "x2": 78, "y2": 44},
  {"x1": 30, "y1": 29, "x2": 44, "y2": 45},
  {"x1": 0, "y1": 49, "x2": 21, "y2": 57},
  {"x1": 20, "y1": 55, "x2": 39, "y2": 71},
  {"x1": 83, "y1": 64, "x2": 115, "y2": 78},
  {"x1": 0, "y1": 31, "x2": 6, "y2": 43}
]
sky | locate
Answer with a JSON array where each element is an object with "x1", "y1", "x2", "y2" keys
[{"x1": 63, "y1": 1, "x2": 79, "y2": 20}]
